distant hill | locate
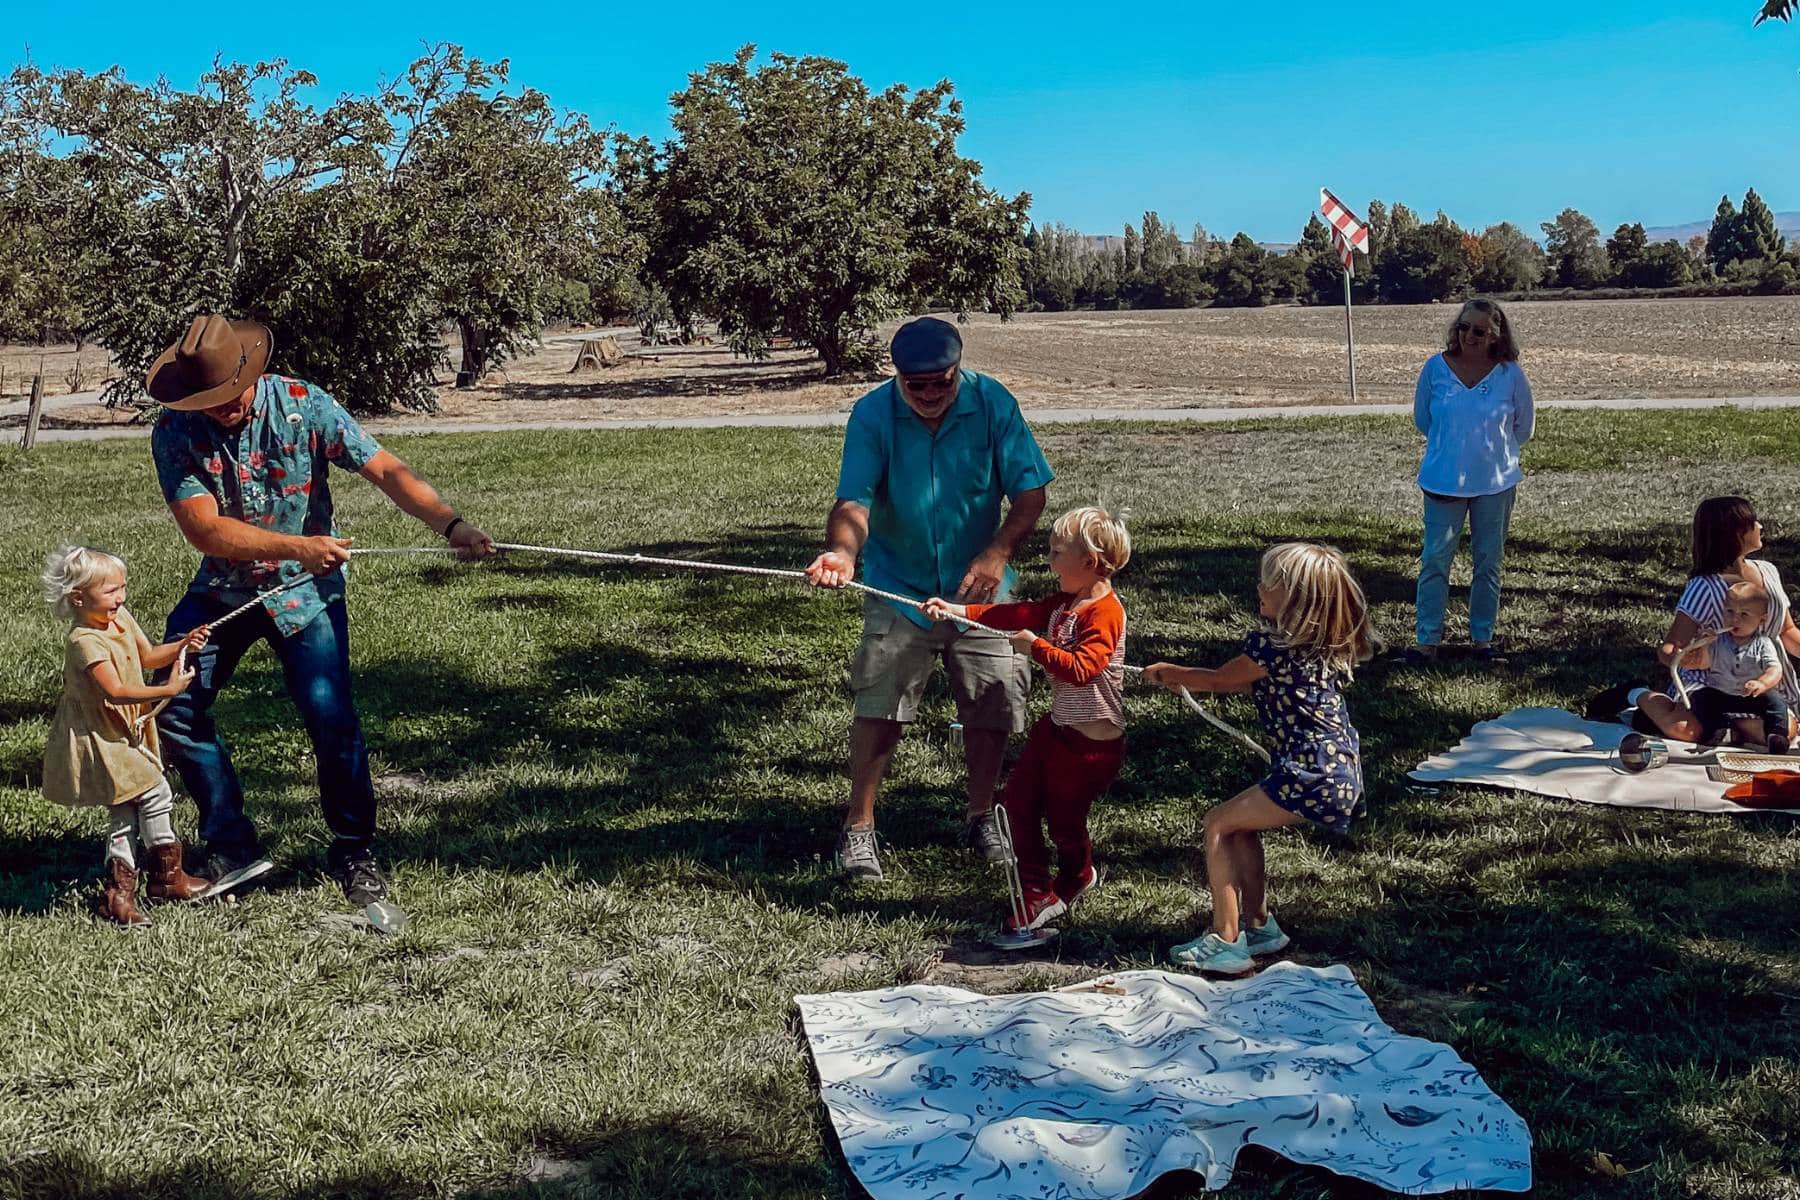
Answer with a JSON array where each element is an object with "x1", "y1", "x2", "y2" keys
[
  {"x1": 1642, "y1": 212, "x2": 1800, "y2": 244},
  {"x1": 1072, "y1": 212, "x2": 1800, "y2": 253}
]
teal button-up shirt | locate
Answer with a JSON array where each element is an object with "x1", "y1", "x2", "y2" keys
[
  {"x1": 835, "y1": 371, "x2": 1054, "y2": 627},
  {"x1": 151, "y1": 374, "x2": 383, "y2": 637}
]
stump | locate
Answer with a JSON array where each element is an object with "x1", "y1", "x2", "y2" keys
[{"x1": 570, "y1": 337, "x2": 625, "y2": 372}]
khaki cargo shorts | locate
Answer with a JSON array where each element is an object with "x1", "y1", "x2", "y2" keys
[{"x1": 849, "y1": 596, "x2": 1031, "y2": 732}]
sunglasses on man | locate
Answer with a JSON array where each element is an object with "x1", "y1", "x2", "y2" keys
[{"x1": 900, "y1": 369, "x2": 959, "y2": 395}]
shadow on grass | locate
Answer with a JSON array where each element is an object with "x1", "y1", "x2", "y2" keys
[
  {"x1": 6, "y1": 509, "x2": 1798, "y2": 1196},
  {"x1": 1, "y1": 1110, "x2": 845, "y2": 1200}
]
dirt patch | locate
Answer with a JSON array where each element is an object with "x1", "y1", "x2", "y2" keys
[
  {"x1": 0, "y1": 345, "x2": 119, "y2": 400},
  {"x1": 10, "y1": 297, "x2": 1798, "y2": 432}
]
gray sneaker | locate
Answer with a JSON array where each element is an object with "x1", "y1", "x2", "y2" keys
[
  {"x1": 835, "y1": 825, "x2": 883, "y2": 880},
  {"x1": 962, "y1": 810, "x2": 1008, "y2": 864}
]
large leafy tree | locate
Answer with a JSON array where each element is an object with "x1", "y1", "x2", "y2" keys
[
  {"x1": 4, "y1": 45, "x2": 638, "y2": 411},
  {"x1": 1294, "y1": 215, "x2": 1347, "y2": 305},
  {"x1": 1375, "y1": 217, "x2": 1471, "y2": 303},
  {"x1": 384, "y1": 47, "x2": 636, "y2": 383},
  {"x1": 6, "y1": 57, "x2": 384, "y2": 401},
  {"x1": 625, "y1": 46, "x2": 1030, "y2": 375},
  {"x1": 1471, "y1": 223, "x2": 1545, "y2": 294},
  {"x1": 1541, "y1": 207, "x2": 1609, "y2": 289},
  {"x1": 1210, "y1": 233, "x2": 1269, "y2": 307}
]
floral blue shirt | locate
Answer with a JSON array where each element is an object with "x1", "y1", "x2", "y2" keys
[{"x1": 151, "y1": 374, "x2": 382, "y2": 638}]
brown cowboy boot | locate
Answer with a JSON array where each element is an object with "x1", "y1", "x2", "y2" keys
[
  {"x1": 101, "y1": 858, "x2": 151, "y2": 928},
  {"x1": 144, "y1": 841, "x2": 210, "y2": 903}
]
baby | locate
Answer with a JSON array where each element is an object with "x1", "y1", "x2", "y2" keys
[{"x1": 1691, "y1": 580, "x2": 1790, "y2": 753}]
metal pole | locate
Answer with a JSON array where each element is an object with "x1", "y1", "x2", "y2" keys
[
  {"x1": 1341, "y1": 268, "x2": 1358, "y2": 402},
  {"x1": 20, "y1": 373, "x2": 44, "y2": 450}
]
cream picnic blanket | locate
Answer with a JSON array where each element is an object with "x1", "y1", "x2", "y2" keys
[
  {"x1": 796, "y1": 963, "x2": 1531, "y2": 1196},
  {"x1": 1409, "y1": 705, "x2": 1800, "y2": 814}
]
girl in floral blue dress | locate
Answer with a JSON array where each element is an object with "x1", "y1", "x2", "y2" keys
[{"x1": 1142, "y1": 543, "x2": 1377, "y2": 976}]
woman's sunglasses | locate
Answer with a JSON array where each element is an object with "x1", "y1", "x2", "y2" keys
[{"x1": 1457, "y1": 323, "x2": 1496, "y2": 340}]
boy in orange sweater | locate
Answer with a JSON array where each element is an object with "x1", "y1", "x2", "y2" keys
[{"x1": 925, "y1": 505, "x2": 1130, "y2": 933}]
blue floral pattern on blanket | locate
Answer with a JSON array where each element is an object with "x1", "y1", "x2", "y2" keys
[{"x1": 795, "y1": 963, "x2": 1531, "y2": 1197}]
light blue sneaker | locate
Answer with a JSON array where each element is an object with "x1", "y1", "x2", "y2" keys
[
  {"x1": 1169, "y1": 931, "x2": 1253, "y2": 976},
  {"x1": 1244, "y1": 914, "x2": 1290, "y2": 956}
]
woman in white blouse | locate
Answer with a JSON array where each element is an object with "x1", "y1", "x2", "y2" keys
[{"x1": 1404, "y1": 298, "x2": 1535, "y2": 665}]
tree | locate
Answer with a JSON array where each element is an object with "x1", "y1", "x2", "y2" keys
[
  {"x1": 1740, "y1": 188, "x2": 1785, "y2": 261},
  {"x1": 1706, "y1": 195, "x2": 1744, "y2": 274},
  {"x1": 627, "y1": 48, "x2": 1027, "y2": 375},
  {"x1": 1605, "y1": 222, "x2": 1692, "y2": 288},
  {"x1": 1295, "y1": 215, "x2": 1345, "y2": 304},
  {"x1": 1541, "y1": 207, "x2": 1609, "y2": 288},
  {"x1": 1623, "y1": 241, "x2": 1694, "y2": 289},
  {"x1": 1021, "y1": 222, "x2": 1084, "y2": 311},
  {"x1": 1357, "y1": 199, "x2": 1390, "y2": 302},
  {"x1": 5, "y1": 46, "x2": 640, "y2": 411},
  {"x1": 1210, "y1": 233, "x2": 1269, "y2": 307},
  {"x1": 1472, "y1": 223, "x2": 1544, "y2": 294},
  {"x1": 385, "y1": 49, "x2": 632, "y2": 382},
  {"x1": 7, "y1": 57, "x2": 385, "y2": 401},
  {"x1": 1376, "y1": 220, "x2": 1471, "y2": 303},
  {"x1": 1605, "y1": 222, "x2": 1649, "y2": 275},
  {"x1": 0, "y1": 142, "x2": 98, "y2": 344}
]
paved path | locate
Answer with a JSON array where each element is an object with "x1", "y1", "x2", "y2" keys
[
  {"x1": 0, "y1": 388, "x2": 104, "y2": 420},
  {"x1": 14, "y1": 393, "x2": 1800, "y2": 445}
]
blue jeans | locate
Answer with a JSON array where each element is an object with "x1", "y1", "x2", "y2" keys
[
  {"x1": 155, "y1": 593, "x2": 375, "y2": 863},
  {"x1": 1416, "y1": 487, "x2": 1517, "y2": 646}
]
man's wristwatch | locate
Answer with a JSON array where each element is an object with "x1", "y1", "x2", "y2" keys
[{"x1": 443, "y1": 516, "x2": 465, "y2": 541}]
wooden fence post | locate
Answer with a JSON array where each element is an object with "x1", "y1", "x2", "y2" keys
[{"x1": 20, "y1": 374, "x2": 45, "y2": 451}]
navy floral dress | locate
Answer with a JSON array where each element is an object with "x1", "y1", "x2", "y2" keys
[{"x1": 1244, "y1": 628, "x2": 1364, "y2": 833}]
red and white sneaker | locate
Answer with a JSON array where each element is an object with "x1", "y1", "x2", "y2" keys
[
  {"x1": 1055, "y1": 864, "x2": 1102, "y2": 907},
  {"x1": 1004, "y1": 890, "x2": 1068, "y2": 934}
]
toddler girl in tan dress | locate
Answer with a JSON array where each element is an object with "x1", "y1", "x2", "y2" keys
[{"x1": 42, "y1": 546, "x2": 212, "y2": 926}]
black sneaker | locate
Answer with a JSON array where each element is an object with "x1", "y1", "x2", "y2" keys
[
  {"x1": 330, "y1": 853, "x2": 390, "y2": 906},
  {"x1": 1584, "y1": 681, "x2": 1639, "y2": 722},
  {"x1": 962, "y1": 810, "x2": 1008, "y2": 864},
  {"x1": 1470, "y1": 642, "x2": 1510, "y2": 665},
  {"x1": 1399, "y1": 644, "x2": 1440, "y2": 667},
  {"x1": 198, "y1": 845, "x2": 275, "y2": 900}
]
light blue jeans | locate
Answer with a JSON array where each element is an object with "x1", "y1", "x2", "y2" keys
[{"x1": 1416, "y1": 486, "x2": 1517, "y2": 646}]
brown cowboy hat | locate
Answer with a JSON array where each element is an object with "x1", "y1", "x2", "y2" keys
[{"x1": 146, "y1": 315, "x2": 273, "y2": 411}]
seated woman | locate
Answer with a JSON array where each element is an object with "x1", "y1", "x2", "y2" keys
[{"x1": 1633, "y1": 496, "x2": 1800, "y2": 747}]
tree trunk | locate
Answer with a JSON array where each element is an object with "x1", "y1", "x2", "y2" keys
[
  {"x1": 815, "y1": 330, "x2": 845, "y2": 377},
  {"x1": 456, "y1": 317, "x2": 489, "y2": 387}
]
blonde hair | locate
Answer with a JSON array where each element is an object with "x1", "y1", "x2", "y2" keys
[
  {"x1": 1259, "y1": 542, "x2": 1378, "y2": 677},
  {"x1": 1726, "y1": 579, "x2": 1770, "y2": 611},
  {"x1": 42, "y1": 545, "x2": 127, "y2": 622},
  {"x1": 1051, "y1": 505, "x2": 1131, "y2": 578}
]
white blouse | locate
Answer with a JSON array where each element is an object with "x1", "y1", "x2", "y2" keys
[{"x1": 1413, "y1": 355, "x2": 1535, "y2": 498}]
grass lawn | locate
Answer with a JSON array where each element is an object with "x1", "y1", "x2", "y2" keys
[{"x1": 1, "y1": 410, "x2": 1797, "y2": 1200}]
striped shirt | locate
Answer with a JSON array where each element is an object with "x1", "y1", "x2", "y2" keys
[
  {"x1": 967, "y1": 590, "x2": 1128, "y2": 729},
  {"x1": 1673, "y1": 559, "x2": 1799, "y2": 703}
]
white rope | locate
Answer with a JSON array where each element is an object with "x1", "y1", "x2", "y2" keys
[
  {"x1": 167, "y1": 541, "x2": 1270, "y2": 762},
  {"x1": 1667, "y1": 630, "x2": 1722, "y2": 709},
  {"x1": 467, "y1": 542, "x2": 1269, "y2": 759}
]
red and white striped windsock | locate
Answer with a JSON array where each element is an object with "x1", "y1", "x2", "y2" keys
[{"x1": 1320, "y1": 189, "x2": 1369, "y2": 273}]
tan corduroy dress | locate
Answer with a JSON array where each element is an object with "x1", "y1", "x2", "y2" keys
[{"x1": 42, "y1": 607, "x2": 166, "y2": 808}]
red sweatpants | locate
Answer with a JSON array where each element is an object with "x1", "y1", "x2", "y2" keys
[{"x1": 999, "y1": 714, "x2": 1126, "y2": 899}]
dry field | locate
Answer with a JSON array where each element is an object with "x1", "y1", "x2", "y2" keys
[{"x1": 6, "y1": 296, "x2": 1798, "y2": 432}]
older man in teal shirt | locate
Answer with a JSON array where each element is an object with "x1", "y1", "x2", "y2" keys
[{"x1": 806, "y1": 317, "x2": 1053, "y2": 880}]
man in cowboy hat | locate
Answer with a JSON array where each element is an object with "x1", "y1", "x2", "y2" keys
[
  {"x1": 147, "y1": 314, "x2": 495, "y2": 908},
  {"x1": 804, "y1": 316, "x2": 1052, "y2": 880}
]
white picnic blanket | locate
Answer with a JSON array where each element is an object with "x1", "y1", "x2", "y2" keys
[
  {"x1": 796, "y1": 963, "x2": 1531, "y2": 1197},
  {"x1": 1409, "y1": 706, "x2": 1800, "y2": 815}
]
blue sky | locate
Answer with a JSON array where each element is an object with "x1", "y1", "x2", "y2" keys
[{"x1": 11, "y1": 1, "x2": 1798, "y2": 241}]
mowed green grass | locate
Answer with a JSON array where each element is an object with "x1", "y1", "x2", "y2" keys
[{"x1": 1, "y1": 410, "x2": 1797, "y2": 1200}]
